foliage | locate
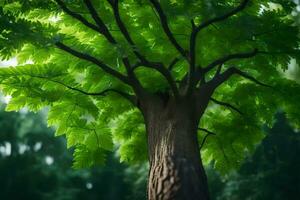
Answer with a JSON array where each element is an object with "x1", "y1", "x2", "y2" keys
[
  {"x1": 0, "y1": 102, "x2": 147, "y2": 200},
  {"x1": 207, "y1": 112, "x2": 300, "y2": 200},
  {"x1": 0, "y1": 0, "x2": 299, "y2": 173}
]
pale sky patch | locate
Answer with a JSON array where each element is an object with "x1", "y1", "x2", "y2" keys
[
  {"x1": 0, "y1": 142, "x2": 12, "y2": 157},
  {"x1": 45, "y1": 155, "x2": 54, "y2": 165},
  {"x1": 49, "y1": 15, "x2": 61, "y2": 23},
  {"x1": 86, "y1": 182, "x2": 93, "y2": 190},
  {"x1": 0, "y1": 58, "x2": 17, "y2": 67},
  {"x1": 33, "y1": 142, "x2": 43, "y2": 152},
  {"x1": 3, "y1": 95, "x2": 12, "y2": 104}
]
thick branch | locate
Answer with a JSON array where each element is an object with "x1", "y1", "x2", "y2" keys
[
  {"x1": 107, "y1": 0, "x2": 147, "y2": 62},
  {"x1": 189, "y1": 20, "x2": 197, "y2": 69},
  {"x1": 95, "y1": 88, "x2": 137, "y2": 104},
  {"x1": 55, "y1": 42, "x2": 130, "y2": 85},
  {"x1": 188, "y1": 0, "x2": 251, "y2": 92},
  {"x1": 211, "y1": 67, "x2": 272, "y2": 89},
  {"x1": 203, "y1": 48, "x2": 258, "y2": 74},
  {"x1": 83, "y1": 0, "x2": 116, "y2": 43},
  {"x1": 134, "y1": 62, "x2": 179, "y2": 98},
  {"x1": 55, "y1": 0, "x2": 132, "y2": 85},
  {"x1": 198, "y1": 128, "x2": 216, "y2": 150},
  {"x1": 55, "y1": 0, "x2": 101, "y2": 34},
  {"x1": 193, "y1": 49, "x2": 258, "y2": 87},
  {"x1": 106, "y1": 0, "x2": 172, "y2": 96},
  {"x1": 82, "y1": 0, "x2": 146, "y2": 95},
  {"x1": 186, "y1": 20, "x2": 199, "y2": 96},
  {"x1": 196, "y1": 0, "x2": 250, "y2": 33},
  {"x1": 30, "y1": 74, "x2": 136, "y2": 104},
  {"x1": 168, "y1": 57, "x2": 180, "y2": 71},
  {"x1": 215, "y1": 64, "x2": 223, "y2": 76},
  {"x1": 210, "y1": 98, "x2": 243, "y2": 115},
  {"x1": 149, "y1": 0, "x2": 187, "y2": 59},
  {"x1": 55, "y1": 0, "x2": 154, "y2": 99}
]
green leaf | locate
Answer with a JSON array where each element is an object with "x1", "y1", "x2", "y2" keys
[{"x1": 0, "y1": 0, "x2": 300, "y2": 173}]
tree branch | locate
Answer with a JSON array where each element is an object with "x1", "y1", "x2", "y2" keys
[
  {"x1": 195, "y1": 0, "x2": 250, "y2": 33},
  {"x1": 29, "y1": 74, "x2": 136, "y2": 104},
  {"x1": 210, "y1": 97, "x2": 243, "y2": 115},
  {"x1": 55, "y1": 42, "x2": 130, "y2": 85},
  {"x1": 55, "y1": 0, "x2": 134, "y2": 86},
  {"x1": 96, "y1": 88, "x2": 137, "y2": 104},
  {"x1": 203, "y1": 48, "x2": 258, "y2": 74},
  {"x1": 198, "y1": 128, "x2": 216, "y2": 150},
  {"x1": 186, "y1": 20, "x2": 198, "y2": 94},
  {"x1": 81, "y1": 0, "x2": 146, "y2": 95},
  {"x1": 168, "y1": 57, "x2": 180, "y2": 71},
  {"x1": 188, "y1": 0, "x2": 251, "y2": 92},
  {"x1": 193, "y1": 49, "x2": 258, "y2": 87},
  {"x1": 66, "y1": 85, "x2": 136, "y2": 104},
  {"x1": 134, "y1": 62, "x2": 179, "y2": 98},
  {"x1": 107, "y1": 0, "x2": 148, "y2": 62},
  {"x1": 63, "y1": 85, "x2": 136, "y2": 105},
  {"x1": 211, "y1": 67, "x2": 272, "y2": 89},
  {"x1": 55, "y1": 0, "x2": 101, "y2": 34},
  {"x1": 149, "y1": 0, "x2": 187, "y2": 59},
  {"x1": 215, "y1": 64, "x2": 223, "y2": 76},
  {"x1": 83, "y1": 0, "x2": 116, "y2": 43}
]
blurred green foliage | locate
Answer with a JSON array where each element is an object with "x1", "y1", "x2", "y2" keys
[
  {"x1": 207, "y1": 112, "x2": 300, "y2": 200},
  {"x1": 0, "y1": 102, "x2": 147, "y2": 200},
  {"x1": 1, "y1": 102, "x2": 298, "y2": 200}
]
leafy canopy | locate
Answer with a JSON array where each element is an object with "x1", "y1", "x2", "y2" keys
[{"x1": 0, "y1": 0, "x2": 299, "y2": 173}]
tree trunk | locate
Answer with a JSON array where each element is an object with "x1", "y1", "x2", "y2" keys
[{"x1": 142, "y1": 96, "x2": 210, "y2": 200}]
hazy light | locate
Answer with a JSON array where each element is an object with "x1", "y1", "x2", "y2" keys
[
  {"x1": 74, "y1": 72, "x2": 86, "y2": 84},
  {"x1": 49, "y1": 15, "x2": 61, "y2": 23},
  {"x1": 45, "y1": 156, "x2": 54, "y2": 165},
  {"x1": 86, "y1": 182, "x2": 93, "y2": 190},
  {"x1": 3, "y1": 95, "x2": 12, "y2": 104},
  {"x1": 0, "y1": 57, "x2": 34, "y2": 68},
  {"x1": 19, "y1": 108, "x2": 29, "y2": 114},
  {"x1": 25, "y1": 60, "x2": 34, "y2": 64},
  {"x1": 284, "y1": 59, "x2": 300, "y2": 83},
  {"x1": 80, "y1": 113, "x2": 95, "y2": 124},
  {"x1": 0, "y1": 146, "x2": 5, "y2": 156},
  {"x1": 259, "y1": 2, "x2": 282, "y2": 14},
  {"x1": 5, "y1": 142, "x2": 11, "y2": 156},
  {"x1": 0, "y1": 58, "x2": 17, "y2": 67},
  {"x1": 19, "y1": 144, "x2": 29, "y2": 154},
  {"x1": 0, "y1": 142, "x2": 11, "y2": 157},
  {"x1": 33, "y1": 142, "x2": 42, "y2": 152}
]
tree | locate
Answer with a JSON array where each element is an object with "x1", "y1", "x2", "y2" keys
[
  {"x1": 223, "y1": 112, "x2": 300, "y2": 200},
  {"x1": 0, "y1": 104, "x2": 82, "y2": 200},
  {"x1": 207, "y1": 112, "x2": 300, "y2": 200},
  {"x1": 0, "y1": 101, "x2": 147, "y2": 200},
  {"x1": 0, "y1": 0, "x2": 300, "y2": 199}
]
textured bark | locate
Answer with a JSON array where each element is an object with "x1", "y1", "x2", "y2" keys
[{"x1": 141, "y1": 95, "x2": 210, "y2": 200}]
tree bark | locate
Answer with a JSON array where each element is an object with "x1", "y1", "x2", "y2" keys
[{"x1": 142, "y1": 96, "x2": 210, "y2": 200}]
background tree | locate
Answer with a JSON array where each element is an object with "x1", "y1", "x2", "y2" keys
[
  {"x1": 0, "y1": 0, "x2": 300, "y2": 199},
  {"x1": 0, "y1": 101, "x2": 147, "y2": 200},
  {"x1": 207, "y1": 112, "x2": 300, "y2": 200}
]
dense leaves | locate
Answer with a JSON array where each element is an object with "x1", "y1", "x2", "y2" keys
[
  {"x1": 0, "y1": 0, "x2": 299, "y2": 172},
  {"x1": 0, "y1": 103, "x2": 147, "y2": 200},
  {"x1": 207, "y1": 112, "x2": 300, "y2": 200}
]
